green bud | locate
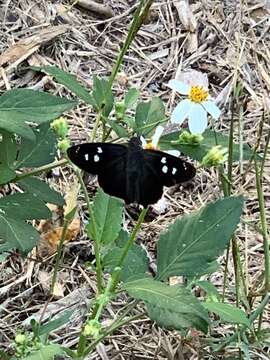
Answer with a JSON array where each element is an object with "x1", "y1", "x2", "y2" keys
[
  {"x1": 50, "y1": 117, "x2": 69, "y2": 139},
  {"x1": 201, "y1": 145, "x2": 228, "y2": 167},
  {"x1": 172, "y1": 130, "x2": 203, "y2": 145},
  {"x1": 115, "y1": 101, "x2": 126, "y2": 119},
  {"x1": 58, "y1": 138, "x2": 71, "y2": 152},
  {"x1": 15, "y1": 333, "x2": 27, "y2": 344},
  {"x1": 83, "y1": 319, "x2": 102, "y2": 338}
]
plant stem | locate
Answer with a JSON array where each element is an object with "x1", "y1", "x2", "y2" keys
[
  {"x1": 13, "y1": 158, "x2": 68, "y2": 182},
  {"x1": 72, "y1": 165, "x2": 103, "y2": 293},
  {"x1": 50, "y1": 218, "x2": 69, "y2": 294}
]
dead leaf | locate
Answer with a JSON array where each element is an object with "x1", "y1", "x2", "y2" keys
[
  {"x1": 64, "y1": 181, "x2": 80, "y2": 218},
  {"x1": 40, "y1": 218, "x2": 81, "y2": 255},
  {"x1": 0, "y1": 25, "x2": 68, "y2": 68},
  {"x1": 38, "y1": 270, "x2": 65, "y2": 298}
]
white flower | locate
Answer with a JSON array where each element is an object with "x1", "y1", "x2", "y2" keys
[
  {"x1": 140, "y1": 125, "x2": 180, "y2": 157},
  {"x1": 168, "y1": 79, "x2": 221, "y2": 134}
]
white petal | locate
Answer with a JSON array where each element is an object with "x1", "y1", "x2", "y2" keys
[
  {"x1": 202, "y1": 100, "x2": 221, "y2": 120},
  {"x1": 152, "y1": 125, "x2": 164, "y2": 148},
  {"x1": 171, "y1": 99, "x2": 193, "y2": 125},
  {"x1": 140, "y1": 136, "x2": 147, "y2": 147},
  {"x1": 188, "y1": 104, "x2": 208, "y2": 134},
  {"x1": 167, "y1": 79, "x2": 190, "y2": 95},
  {"x1": 166, "y1": 150, "x2": 180, "y2": 157}
]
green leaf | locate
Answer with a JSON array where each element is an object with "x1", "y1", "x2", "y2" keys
[
  {"x1": 0, "y1": 193, "x2": 51, "y2": 220},
  {"x1": 21, "y1": 344, "x2": 64, "y2": 360},
  {"x1": 16, "y1": 124, "x2": 57, "y2": 168},
  {"x1": 87, "y1": 188, "x2": 123, "y2": 244},
  {"x1": 135, "y1": 97, "x2": 166, "y2": 136},
  {"x1": 195, "y1": 280, "x2": 221, "y2": 302},
  {"x1": 0, "y1": 131, "x2": 17, "y2": 167},
  {"x1": 124, "y1": 278, "x2": 209, "y2": 333},
  {"x1": 18, "y1": 177, "x2": 65, "y2": 206},
  {"x1": 124, "y1": 88, "x2": 139, "y2": 108},
  {"x1": 203, "y1": 302, "x2": 250, "y2": 327},
  {"x1": 103, "y1": 243, "x2": 149, "y2": 282},
  {"x1": 0, "y1": 216, "x2": 40, "y2": 254},
  {"x1": 32, "y1": 65, "x2": 95, "y2": 106},
  {"x1": 0, "y1": 89, "x2": 77, "y2": 140},
  {"x1": 157, "y1": 196, "x2": 244, "y2": 280},
  {"x1": 38, "y1": 310, "x2": 73, "y2": 336},
  {"x1": 92, "y1": 76, "x2": 114, "y2": 116},
  {"x1": 160, "y1": 130, "x2": 255, "y2": 162},
  {"x1": 0, "y1": 164, "x2": 16, "y2": 185},
  {"x1": 106, "y1": 119, "x2": 129, "y2": 138}
]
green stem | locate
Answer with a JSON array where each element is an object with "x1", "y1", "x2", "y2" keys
[
  {"x1": 13, "y1": 158, "x2": 67, "y2": 182},
  {"x1": 72, "y1": 165, "x2": 103, "y2": 293},
  {"x1": 50, "y1": 218, "x2": 70, "y2": 294}
]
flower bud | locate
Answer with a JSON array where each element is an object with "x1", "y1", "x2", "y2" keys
[
  {"x1": 51, "y1": 117, "x2": 69, "y2": 139},
  {"x1": 58, "y1": 138, "x2": 71, "y2": 153},
  {"x1": 15, "y1": 333, "x2": 27, "y2": 344},
  {"x1": 201, "y1": 145, "x2": 228, "y2": 167},
  {"x1": 172, "y1": 131, "x2": 203, "y2": 145},
  {"x1": 83, "y1": 319, "x2": 102, "y2": 338}
]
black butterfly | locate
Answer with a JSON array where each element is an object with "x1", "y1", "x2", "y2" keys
[{"x1": 67, "y1": 137, "x2": 196, "y2": 207}]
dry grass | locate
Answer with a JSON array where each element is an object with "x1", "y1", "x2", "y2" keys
[{"x1": 0, "y1": 0, "x2": 270, "y2": 359}]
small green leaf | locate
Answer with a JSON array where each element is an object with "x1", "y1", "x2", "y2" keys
[
  {"x1": 0, "y1": 89, "x2": 77, "y2": 140},
  {"x1": 124, "y1": 278, "x2": 209, "y2": 333},
  {"x1": 103, "y1": 242, "x2": 149, "y2": 282},
  {"x1": 16, "y1": 124, "x2": 57, "y2": 168},
  {"x1": 135, "y1": 97, "x2": 166, "y2": 136},
  {"x1": 157, "y1": 196, "x2": 244, "y2": 280},
  {"x1": 124, "y1": 88, "x2": 139, "y2": 108},
  {"x1": 92, "y1": 76, "x2": 114, "y2": 116},
  {"x1": 38, "y1": 310, "x2": 73, "y2": 336},
  {"x1": 203, "y1": 302, "x2": 250, "y2": 327},
  {"x1": 0, "y1": 193, "x2": 51, "y2": 220},
  {"x1": 0, "y1": 216, "x2": 40, "y2": 254},
  {"x1": 0, "y1": 164, "x2": 16, "y2": 185},
  {"x1": 87, "y1": 188, "x2": 123, "y2": 244},
  {"x1": 32, "y1": 65, "x2": 95, "y2": 106},
  {"x1": 106, "y1": 119, "x2": 129, "y2": 138},
  {"x1": 21, "y1": 344, "x2": 64, "y2": 360},
  {"x1": 18, "y1": 177, "x2": 65, "y2": 206},
  {"x1": 160, "y1": 130, "x2": 255, "y2": 162},
  {"x1": 195, "y1": 280, "x2": 221, "y2": 302}
]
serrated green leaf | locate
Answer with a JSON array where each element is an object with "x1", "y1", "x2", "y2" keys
[
  {"x1": 21, "y1": 344, "x2": 63, "y2": 360},
  {"x1": 0, "y1": 89, "x2": 77, "y2": 140},
  {"x1": 38, "y1": 310, "x2": 73, "y2": 336},
  {"x1": 87, "y1": 188, "x2": 123, "y2": 244},
  {"x1": 92, "y1": 76, "x2": 114, "y2": 116},
  {"x1": 203, "y1": 302, "x2": 250, "y2": 327},
  {"x1": 32, "y1": 65, "x2": 95, "y2": 106},
  {"x1": 103, "y1": 243, "x2": 149, "y2": 282},
  {"x1": 124, "y1": 88, "x2": 139, "y2": 108},
  {"x1": 18, "y1": 177, "x2": 65, "y2": 206},
  {"x1": 124, "y1": 278, "x2": 209, "y2": 333},
  {"x1": 16, "y1": 124, "x2": 57, "y2": 168},
  {"x1": 135, "y1": 97, "x2": 166, "y2": 136},
  {"x1": 0, "y1": 164, "x2": 16, "y2": 185},
  {"x1": 0, "y1": 193, "x2": 51, "y2": 220},
  {"x1": 157, "y1": 196, "x2": 244, "y2": 280},
  {"x1": 0, "y1": 216, "x2": 40, "y2": 254},
  {"x1": 160, "y1": 130, "x2": 255, "y2": 162}
]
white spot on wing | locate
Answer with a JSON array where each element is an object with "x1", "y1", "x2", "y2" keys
[
  {"x1": 183, "y1": 164, "x2": 187, "y2": 170},
  {"x1": 94, "y1": 155, "x2": 100, "y2": 162},
  {"x1": 97, "y1": 147, "x2": 103, "y2": 153},
  {"x1": 84, "y1": 153, "x2": 89, "y2": 161},
  {"x1": 172, "y1": 167, "x2": 177, "y2": 175},
  {"x1": 162, "y1": 165, "x2": 168, "y2": 174},
  {"x1": 161, "y1": 157, "x2": 167, "y2": 164}
]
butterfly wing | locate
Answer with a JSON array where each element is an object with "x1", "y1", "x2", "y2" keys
[
  {"x1": 67, "y1": 143, "x2": 128, "y2": 202},
  {"x1": 143, "y1": 149, "x2": 196, "y2": 187}
]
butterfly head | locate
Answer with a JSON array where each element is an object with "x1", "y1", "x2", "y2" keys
[{"x1": 129, "y1": 137, "x2": 142, "y2": 149}]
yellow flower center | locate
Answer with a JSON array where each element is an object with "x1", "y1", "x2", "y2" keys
[
  {"x1": 144, "y1": 142, "x2": 156, "y2": 150},
  {"x1": 189, "y1": 86, "x2": 208, "y2": 103}
]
